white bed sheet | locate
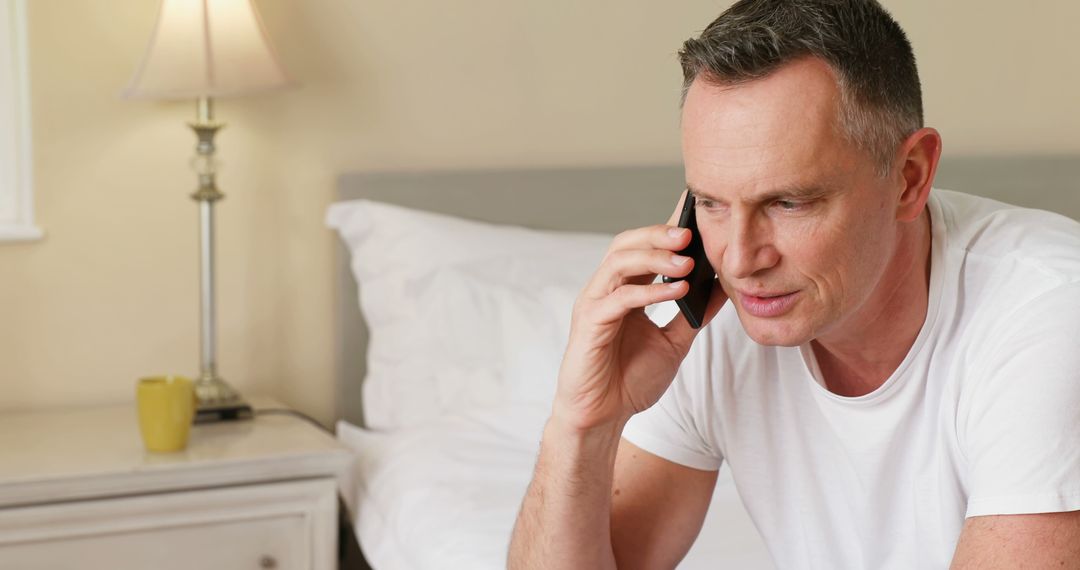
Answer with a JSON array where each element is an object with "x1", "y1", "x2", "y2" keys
[{"x1": 337, "y1": 405, "x2": 773, "y2": 569}]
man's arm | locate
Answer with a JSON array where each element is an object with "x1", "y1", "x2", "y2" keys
[
  {"x1": 611, "y1": 439, "x2": 718, "y2": 569},
  {"x1": 507, "y1": 419, "x2": 718, "y2": 569},
  {"x1": 508, "y1": 417, "x2": 625, "y2": 570},
  {"x1": 950, "y1": 511, "x2": 1080, "y2": 569}
]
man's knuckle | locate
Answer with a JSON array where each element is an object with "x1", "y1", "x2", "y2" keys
[
  {"x1": 608, "y1": 249, "x2": 631, "y2": 265},
  {"x1": 609, "y1": 230, "x2": 632, "y2": 252},
  {"x1": 612, "y1": 285, "x2": 637, "y2": 305}
]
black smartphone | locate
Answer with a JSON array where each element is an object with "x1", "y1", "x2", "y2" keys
[{"x1": 662, "y1": 192, "x2": 716, "y2": 329}]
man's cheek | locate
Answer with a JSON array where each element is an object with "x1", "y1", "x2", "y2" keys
[{"x1": 783, "y1": 215, "x2": 829, "y2": 242}]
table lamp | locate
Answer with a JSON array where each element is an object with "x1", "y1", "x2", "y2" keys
[{"x1": 124, "y1": 0, "x2": 292, "y2": 422}]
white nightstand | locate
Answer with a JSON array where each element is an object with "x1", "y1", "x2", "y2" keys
[{"x1": 0, "y1": 397, "x2": 352, "y2": 570}]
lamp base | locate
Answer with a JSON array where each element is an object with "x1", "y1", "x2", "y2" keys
[
  {"x1": 195, "y1": 400, "x2": 254, "y2": 423},
  {"x1": 193, "y1": 375, "x2": 253, "y2": 423}
]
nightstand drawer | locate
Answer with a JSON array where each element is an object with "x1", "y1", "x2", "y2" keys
[
  {"x1": 4, "y1": 512, "x2": 304, "y2": 569},
  {"x1": 0, "y1": 478, "x2": 338, "y2": 570}
]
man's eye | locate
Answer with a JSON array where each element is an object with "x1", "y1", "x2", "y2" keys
[
  {"x1": 774, "y1": 200, "x2": 805, "y2": 211},
  {"x1": 697, "y1": 199, "x2": 719, "y2": 209}
]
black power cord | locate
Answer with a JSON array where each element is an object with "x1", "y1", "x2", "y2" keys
[
  {"x1": 254, "y1": 408, "x2": 374, "y2": 570},
  {"x1": 254, "y1": 408, "x2": 329, "y2": 432}
]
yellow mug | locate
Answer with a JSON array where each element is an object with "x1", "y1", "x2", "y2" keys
[{"x1": 136, "y1": 375, "x2": 195, "y2": 452}]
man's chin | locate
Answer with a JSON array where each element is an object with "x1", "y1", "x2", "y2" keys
[{"x1": 738, "y1": 315, "x2": 811, "y2": 347}]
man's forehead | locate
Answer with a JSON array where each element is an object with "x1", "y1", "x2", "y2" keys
[
  {"x1": 681, "y1": 57, "x2": 857, "y2": 198},
  {"x1": 682, "y1": 58, "x2": 841, "y2": 120},
  {"x1": 682, "y1": 61, "x2": 841, "y2": 148}
]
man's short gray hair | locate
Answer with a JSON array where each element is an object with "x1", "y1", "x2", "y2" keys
[{"x1": 679, "y1": 0, "x2": 924, "y2": 177}]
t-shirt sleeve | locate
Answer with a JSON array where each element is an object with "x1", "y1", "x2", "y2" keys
[
  {"x1": 961, "y1": 282, "x2": 1080, "y2": 517},
  {"x1": 621, "y1": 327, "x2": 723, "y2": 472}
]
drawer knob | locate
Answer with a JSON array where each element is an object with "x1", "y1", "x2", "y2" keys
[{"x1": 259, "y1": 555, "x2": 278, "y2": 569}]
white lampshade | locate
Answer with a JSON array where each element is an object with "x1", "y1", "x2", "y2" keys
[{"x1": 124, "y1": 0, "x2": 292, "y2": 100}]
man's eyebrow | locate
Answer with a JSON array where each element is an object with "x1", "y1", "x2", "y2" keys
[{"x1": 686, "y1": 183, "x2": 830, "y2": 205}]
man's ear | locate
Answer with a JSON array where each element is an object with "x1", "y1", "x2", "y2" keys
[{"x1": 893, "y1": 127, "x2": 942, "y2": 223}]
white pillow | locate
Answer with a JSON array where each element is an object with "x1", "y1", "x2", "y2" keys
[{"x1": 326, "y1": 199, "x2": 614, "y2": 430}]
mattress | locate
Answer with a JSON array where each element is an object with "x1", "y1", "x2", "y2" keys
[{"x1": 337, "y1": 404, "x2": 773, "y2": 569}]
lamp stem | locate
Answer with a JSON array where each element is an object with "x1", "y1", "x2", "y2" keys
[
  {"x1": 188, "y1": 96, "x2": 249, "y2": 421},
  {"x1": 197, "y1": 96, "x2": 212, "y2": 123},
  {"x1": 198, "y1": 180, "x2": 217, "y2": 380},
  {"x1": 195, "y1": 96, "x2": 217, "y2": 383}
]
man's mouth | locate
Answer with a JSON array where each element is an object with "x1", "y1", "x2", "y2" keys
[{"x1": 736, "y1": 290, "x2": 800, "y2": 318}]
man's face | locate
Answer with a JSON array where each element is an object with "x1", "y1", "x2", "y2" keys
[{"x1": 681, "y1": 57, "x2": 900, "y2": 347}]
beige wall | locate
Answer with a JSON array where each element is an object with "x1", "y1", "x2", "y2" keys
[{"x1": 1, "y1": 0, "x2": 1077, "y2": 424}]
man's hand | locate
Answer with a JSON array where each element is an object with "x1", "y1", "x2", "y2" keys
[
  {"x1": 951, "y1": 511, "x2": 1080, "y2": 569},
  {"x1": 552, "y1": 189, "x2": 728, "y2": 432}
]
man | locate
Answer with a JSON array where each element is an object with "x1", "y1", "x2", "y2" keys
[{"x1": 508, "y1": 0, "x2": 1080, "y2": 568}]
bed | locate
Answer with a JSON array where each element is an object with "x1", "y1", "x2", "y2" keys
[{"x1": 326, "y1": 158, "x2": 1080, "y2": 570}]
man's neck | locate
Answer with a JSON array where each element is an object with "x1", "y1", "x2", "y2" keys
[{"x1": 811, "y1": 208, "x2": 933, "y2": 397}]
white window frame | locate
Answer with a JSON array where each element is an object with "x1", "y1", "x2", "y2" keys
[{"x1": 0, "y1": 0, "x2": 39, "y2": 242}]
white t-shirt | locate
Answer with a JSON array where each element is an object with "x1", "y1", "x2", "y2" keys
[{"x1": 622, "y1": 189, "x2": 1080, "y2": 569}]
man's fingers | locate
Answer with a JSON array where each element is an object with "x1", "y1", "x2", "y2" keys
[
  {"x1": 575, "y1": 189, "x2": 696, "y2": 323},
  {"x1": 583, "y1": 248, "x2": 695, "y2": 299},
  {"x1": 606, "y1": 224, "x2": 691, "y2": 258},
  {"x1": 583, "y1": 224, "x2": 693, "y2": 300},
  {"x1": 584, "y1": 281, "x2": 690, "y2": 325}
]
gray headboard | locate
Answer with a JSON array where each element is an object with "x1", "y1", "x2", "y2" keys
[{"x1": 333, "y1": 156, "x2": 1080, "y2": 427}]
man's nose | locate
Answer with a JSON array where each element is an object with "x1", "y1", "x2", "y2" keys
[{"x1": 721, "y1": 212, "x2": 779, "y2": 280}]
